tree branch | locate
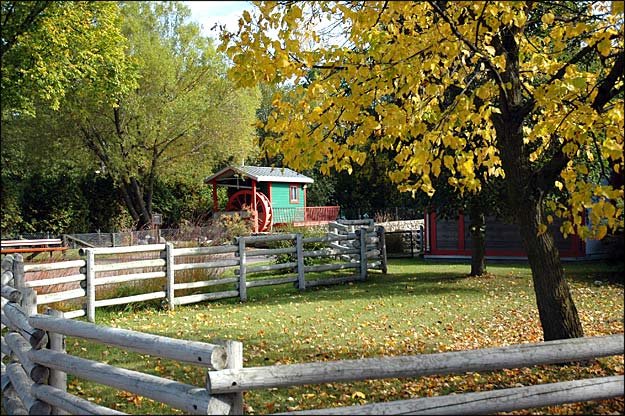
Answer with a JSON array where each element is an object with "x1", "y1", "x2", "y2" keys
[
  {"x1": 592, "y1": 52, "x2": 624, "y2": 112},
  {"x1": 427, "y1": 1, "x2": 509, "y2": 104}
]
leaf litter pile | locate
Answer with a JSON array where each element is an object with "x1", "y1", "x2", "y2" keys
[{"x1": 63, "y1": 260, "x2": 623, "y2": 414}]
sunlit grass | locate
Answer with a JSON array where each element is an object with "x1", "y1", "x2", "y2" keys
[{"x1": 15, "y1": 259, "x2": 625, "y2": 414}]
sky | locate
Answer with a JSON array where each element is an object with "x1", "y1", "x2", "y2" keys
[{"x1": 183, "y1": 1, "x2": 254, "y2": 39}]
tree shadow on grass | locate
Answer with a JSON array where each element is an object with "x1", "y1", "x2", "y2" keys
[{"x1": 210, "y1": 270, "x2": 483, "y2": 309}]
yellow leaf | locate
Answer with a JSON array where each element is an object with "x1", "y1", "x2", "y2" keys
[
  {"x1": 555, "y1": 180, "x2": 563, "y2": 190},
  {"x1": 597, "y1": 38, "x2": 612, "y2": 57},
  {"x1": 595, "y1": 225, "x2": 607, "y2": 240},
  {"x1": 484, "y1": 45, "x2": 496, "y2": 56},
  {"x1": 541, "y1": 13, "x2": 555, "y2": 25},
  {"x1": 537, "y1": 223, "x2": 548, "y2": 235},
  {"x1": 352, "y1": 391, "x2": 366, "y2": 399}
]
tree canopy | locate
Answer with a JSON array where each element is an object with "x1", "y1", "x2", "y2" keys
[
  {"x1": 221, "y1": 1, "x2": 624, "y2": 340},
  {"x1": 1, "y1": 1, "x2": 134, "y2": 116},
  {"x1": 2, "y1": 1, "x2": 261, "y2": 231}
]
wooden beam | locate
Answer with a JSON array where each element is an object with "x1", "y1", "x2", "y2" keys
[
  {"x1": 206, "y1": 334, "x2": 624, "y2": 393},
  {"x1": 29, "y1": 314, "x2": 228, "y2": 370},
  {"x1": 282, "y1": 376, "x2": 624, "y2": 415},
  {"x1": 28, "y1": 349, "x2": 230, "y2": 415},
  {"x1": 31, "y1": 384, "x2": 125, "y2": 415}
]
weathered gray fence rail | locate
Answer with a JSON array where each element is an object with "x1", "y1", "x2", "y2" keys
[
  {"x1": 1, "y1": 258, "x2": 241, "y2": 415},
  {"x1": 2, "y1": 252, "x2": 624, "y2": 415},
  {"x1": 12, "y1": 226, "x2": 386, "y2": 323}
]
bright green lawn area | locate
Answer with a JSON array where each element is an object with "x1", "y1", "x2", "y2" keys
[{"x1": 56, "y1": 259, "x2": 624, "y2": 414}]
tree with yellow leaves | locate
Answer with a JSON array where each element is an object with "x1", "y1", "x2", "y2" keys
[{"x1": 221, "y1": 1, "x2": 624, "y2": 340}]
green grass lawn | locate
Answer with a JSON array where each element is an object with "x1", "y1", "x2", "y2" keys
[{"x1": 39, "y1": 259, "x2": 625, "y2": 414}]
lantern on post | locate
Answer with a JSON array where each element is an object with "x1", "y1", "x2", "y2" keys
[{"x1": 152, "y1": 213, "x2": 162, "y2": 243}]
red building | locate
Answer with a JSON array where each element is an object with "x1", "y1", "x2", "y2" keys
[{"x1": 423, "y1": 211, "x2": 585, "y2": 260}]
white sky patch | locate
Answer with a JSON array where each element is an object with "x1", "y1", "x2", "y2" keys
[{"x1": 184, "y1": 1, "x2": 254, "y2": 39}]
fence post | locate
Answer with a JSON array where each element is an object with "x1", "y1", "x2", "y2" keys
[
  {"x1": 359, "y1": 228, "x2": 367, "y2": 281},
  {"x1": 224, "y1": 340, "x2": 244, "y2": 414},
  {"x1": 22, "y1": 288, "x2": 37, "y2": 317},
  {"x1": 46, "y1": 308, "x2": 69, "y2": 415},
  {"x1": 238, "y1": 237, "x2": 247, "y2": 302},
  {"x1": 296, "y1": 233, "x2": 305, "y2": 291},
  {"x1": 12, "y1": 254, "x2": 25, "y2": 292},
  {"x1": 85, "y1": 249, "x2": 96, "y2": 323},
  {"x1": 165, "y1": 242, "x2": 175, "y2": 310},
  {"x1": 376, "y1": 226, "x2": 388, "y2": 274}
]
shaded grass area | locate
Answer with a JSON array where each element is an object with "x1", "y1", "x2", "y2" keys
[{"x1": 10, "y1": 259, "x2": 625, "y2": 414}]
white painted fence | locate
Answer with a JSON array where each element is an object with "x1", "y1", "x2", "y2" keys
[{"x1": 16, "y1": 227, "x2": 385, "y2": 323}]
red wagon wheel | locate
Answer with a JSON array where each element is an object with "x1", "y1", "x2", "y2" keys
[{"x1": 226, "y1": 190, "x2": 273, "y2": 232}]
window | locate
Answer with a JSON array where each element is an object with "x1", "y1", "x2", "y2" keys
[{"x1": 289, "y1": 185, "x2": 299, "y2": 204}]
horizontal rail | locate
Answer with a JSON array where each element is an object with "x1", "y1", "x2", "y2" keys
[
  {"x1": 172, "y1": 245, "x2": 238, "y2": 256},
  {"x1": 1, "y1": 239, "x2": 62, "y2": 246},
  {"x1": 305, "y1": 276, "x2": 359, "y2": 288},
  {"x1": 240, "y1": 234, "x2": 297, "y2": 243},
  {"x1": 173, "y1": 259, "x2": 239, "y2": 271},
  {"x1": 28, "y1": 349, "x2": 231, "y2": 415},
  {"x1": 79, "y1": 244, "x2": 165, "y2": 255},
  {"x1": 24, "y1": 260, "x2": 85, "y2": 272},
  {"x1": 0, "y1": 247, "x2": 68, "y2": 254},
  {"x1": 284, "y1": 376, "x2": 625, "y2": 415},
  {"x1": 173, "y1": 291, "x2": 240, "y2": 306},
  {"x1": 243, "y1": 262, "x2": 297, "y2": 274},
  {"x1": 31, "y1": 383, "x2": 127, "y2": 415},
  {"x1": 246, "y1": 276, "x2": 298, "y2": 288},
  {"x1": 245, "y1": 247, "x2": 296, "y2": 257},
  {"x1": 25, "y1": 274, "x2": 85, "y2": 288},
  {"x1": 94, "y1": 291, "x2": 166, "y2": 307},
  {"x1": 3, "y1": 303, "x2": 48, "y2": 349},
  {"x1": 303, "y1": 263, "x2": 359, "y2": 273},
  {"x1": 6, "y1": 362, "x2": 51, "y2": 414},
  {"x1": 302, "y1": 235, "x2": 356, "y2": 244},
  {"x1": 63, "y1": 309, "x2": 86, "y2": 319},
  {"x1": 94, "y1": 271, "x2": 166, "y2": 286},
  {"x1": 304, "y1": 248, "x2": 359, "y2": 258},
  {"x1": 206, "y1": 334, "x2": 624, "y2": 393},
  {"x1": 1, "y1": 285, "x2": 22, "y2": 303},
  {"x1": 173, "y1": 278, "x2": 238, "y2": 290},
  {"x1": 93, "y1": 258, "x2": 166, "y2": 272},
  {"x1": 37, "y1": 289, "x2": 86, "y2": 305},
  {"x1": 5, "y1": 332, "x2": 49, "y2": 384},
  {"x1": 29, "y1": 314, "x2": 228, "y2": 370}
]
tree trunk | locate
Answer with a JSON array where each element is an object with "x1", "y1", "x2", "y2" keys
[
  {"x1": 517, "y1": 199, "x2": 584, "y2": 341},
  {"x1": 469, "y1": 203, "x2": 486, "y2": 276},
  {"x1": 119, "y1": 178, "x2": 151, "y2": 230}
]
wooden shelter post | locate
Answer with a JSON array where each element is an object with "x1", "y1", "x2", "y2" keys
[
  {"x1": 252, "y1": 180, "x2": 258, "y2": 233},
  {"x1": 212, "y1": 180, "x2": 219, "y2": 213}
]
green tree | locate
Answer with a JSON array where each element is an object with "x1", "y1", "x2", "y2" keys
[
  {"x1": 1, "y1": 1, "x2": 134, "y2": 116},
  {"x1": 222, "y1": 2, "x2": 624, "y2": 340},
  {"x1": 58, "y1": 1, "x2": 260, "y2": 229}
]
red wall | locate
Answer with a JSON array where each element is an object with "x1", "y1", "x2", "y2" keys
[{"x1": 427, "y1": 212, "x2": 584, "y2": 258}]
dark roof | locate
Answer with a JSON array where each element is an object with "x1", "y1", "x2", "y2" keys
[{"x1": 204, "y1": 166, "x2": 314, "y2": 184}]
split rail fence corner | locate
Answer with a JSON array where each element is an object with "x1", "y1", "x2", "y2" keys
[
  {"x1": 2, "y1": 253, "x2": 624, "y2": 415},
  {"x1": 2, "y1": 253, "x2": 242, "y2": 415},
  {"x1": 13, "y1": 222, "x2": 388, "y2": 323}
]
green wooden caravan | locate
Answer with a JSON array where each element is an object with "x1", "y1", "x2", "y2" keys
[{"x1": 205, "y1": 166, "x2": 339, "y2": 232}]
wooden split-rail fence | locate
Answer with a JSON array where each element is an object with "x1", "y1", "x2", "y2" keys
[
  {"x1": 5, "y1": 224, "x2": 387, "y2": 323},
  {"x1": 1, "y1": 254, "x2": 623, "y2": 415}
]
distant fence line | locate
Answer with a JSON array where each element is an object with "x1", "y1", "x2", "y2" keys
[
  {"x1": 10, "y1": 220, "x2": 387, "y2": 323},
  {"x1": 2, "y1": 252, "x2": 623, "y2": 415}
]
